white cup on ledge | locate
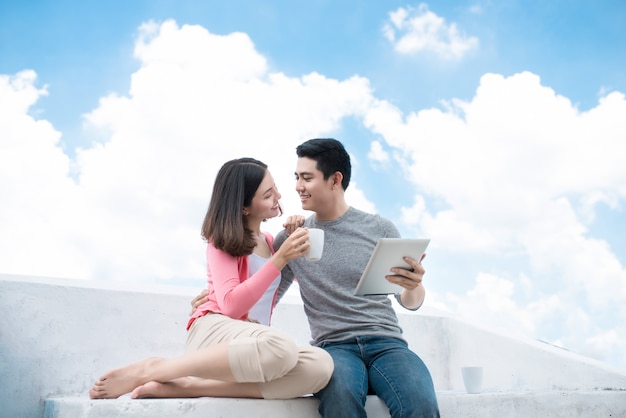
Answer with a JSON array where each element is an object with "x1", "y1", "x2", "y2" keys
[{"x1": 461, "y1": 366, "x2": 483, "y2": 394}]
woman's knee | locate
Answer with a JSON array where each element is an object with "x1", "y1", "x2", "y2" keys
[
  {"x1": 302, "y1": 348, "x2": 334, "y2": 392},
  {"x1": 256, "y1": 332, "x2": 299, "y2": 379}
]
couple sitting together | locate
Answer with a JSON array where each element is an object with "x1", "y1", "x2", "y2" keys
[{"x1": 89, "y1": 138, "x2": 440, "y2": 418}]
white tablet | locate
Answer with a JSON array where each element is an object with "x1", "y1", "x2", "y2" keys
[{"x1": 354, "y1": 238, "x2": 430, "y2": 296}]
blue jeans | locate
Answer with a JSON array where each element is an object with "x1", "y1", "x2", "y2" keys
[{"x1": 315, "y1": 336, "x2": 439, "y2": 418}]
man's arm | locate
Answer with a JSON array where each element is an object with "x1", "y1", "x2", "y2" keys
[
  {"x1": 273, "y1": 229, "x2": 295, "y2": 302},
  {"x1": 397, "y1": 283, "x2": 426, "y2": 310}
]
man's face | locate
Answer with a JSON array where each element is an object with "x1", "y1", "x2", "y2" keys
[{"x1": 294, "y1": 157, "x2": 333, "y2": 212}]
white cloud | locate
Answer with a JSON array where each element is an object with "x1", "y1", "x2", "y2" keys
[
  {"x1": 586, "y1": 328, "x2": 626, "y2": 366},
  {"x1": 0, "y1": 71, "x2": 88, "y2": 279},
  {"x1": 0, "y1": 20, "x2": 376, "y2": 283},
  {"x1": 345, "y1": 181, "x2": 378, "y2": 214},
  {"x1": 442, "y1": 272, "x2": 536, "y2": 337},
  {"x1": 468, "y1": 4, "x2": 483, "y2": 15},
  {"x1": 383, "y1": 4, "x2": 479, "y2": 59},
  {"x1": 367, "y1": 140, "x2": 390, "y2": 165},
  {"x1": 370, "y1": 72, "x2": 626, "y2": 253}
]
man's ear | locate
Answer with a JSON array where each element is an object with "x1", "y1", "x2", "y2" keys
[{"x1": 331, "y1": 172, "x2": 344, "y2": 190}]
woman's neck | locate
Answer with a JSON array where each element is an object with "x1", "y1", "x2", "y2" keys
[
  {"x1": 252, "y1": 227, "x2": 271, "y2": 257},
  {"x1": 246, "y1": 220, "x2": 262, "y2": 236}
]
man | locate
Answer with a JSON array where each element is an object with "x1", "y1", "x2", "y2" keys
[{"x1": 272, "y1": 138, "x2": 439, "y2": 418}]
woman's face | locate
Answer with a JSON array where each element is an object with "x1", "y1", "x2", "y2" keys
[{"x1": 245, "y1": 171, "x2": 282, "y2": 222}]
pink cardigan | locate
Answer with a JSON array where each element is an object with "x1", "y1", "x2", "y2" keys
[{"x1": 187, "y1": 232, "x2": 280, "y2": 330}]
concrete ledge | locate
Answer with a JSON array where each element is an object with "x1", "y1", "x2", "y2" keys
[
  {"x1": 44, "y1": 394, "x2": 389, "y2": 418},
  {"x1": 44, "y1": 391, "x2": 626, "y2": 418}
]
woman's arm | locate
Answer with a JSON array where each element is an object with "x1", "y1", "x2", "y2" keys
[
  {"x1": 207, "y1": 228, "x2": 310, "y2": 319},
  {"x1": 207, "y1": 245, "x2": 281, "y2": 319}
]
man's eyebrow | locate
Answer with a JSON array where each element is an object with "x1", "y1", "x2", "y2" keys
[{"x1": 295, "y1": 171, "x2": 314, "y2": 176}]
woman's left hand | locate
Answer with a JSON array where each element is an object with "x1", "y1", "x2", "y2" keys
[{"x1": 190, "y1": 288, "x2": 209, "y2": 315}]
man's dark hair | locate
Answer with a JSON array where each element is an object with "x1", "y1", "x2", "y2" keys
[{"x1": 296, "y1": 138, "x2": 351, "y2": 190}]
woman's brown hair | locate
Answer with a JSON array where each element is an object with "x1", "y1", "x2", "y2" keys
[{"x1": 201, "y1": 158, "x2": 273, "y2": 257}]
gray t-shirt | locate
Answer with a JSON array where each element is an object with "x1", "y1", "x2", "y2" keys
[{"x1": 274, "y1": 207, "x2": 407, "y2": 345}]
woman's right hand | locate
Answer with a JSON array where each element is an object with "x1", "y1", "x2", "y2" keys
[{"x1": 272, "y1": 227, "x2": 310, "y2": 269}]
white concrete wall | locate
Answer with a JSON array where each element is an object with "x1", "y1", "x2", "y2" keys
[
  {"x1": 2, "y1": 274, "x2": 625, "y2": 418},
  {"x1": 1, "y1": 274, "x2": 193, "y2": 418},
  {"x1": 271, "y1": 294, "x2": 626, "y2": 392}
]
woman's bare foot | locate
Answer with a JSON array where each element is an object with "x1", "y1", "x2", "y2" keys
[
  {"x1": 131, "y1": 378, "x2": 196, "y2": 399},
  {"x1": 89, "y1": 357, "x2": 163, "y2": 399}
]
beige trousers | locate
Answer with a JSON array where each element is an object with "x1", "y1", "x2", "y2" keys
[{"x1": 185, "y1": 313, "x2": 333, "y2": 399}]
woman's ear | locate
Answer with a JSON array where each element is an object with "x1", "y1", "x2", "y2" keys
[{"x1": 242, "y1": 208, "x2": 250, "y2": 216}]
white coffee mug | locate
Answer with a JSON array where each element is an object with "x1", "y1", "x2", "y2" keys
[{"x1": 306, "y1": 228, "x2": 324, "y2": 261}]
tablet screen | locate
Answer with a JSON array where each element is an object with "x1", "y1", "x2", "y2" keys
[{"x1": 354, "y1": 238, "x2": 430, "y2": 296}]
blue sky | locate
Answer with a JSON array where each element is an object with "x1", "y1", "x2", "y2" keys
[{"x1": 2, "y1": 0, "x2": 626, "y2": 372}]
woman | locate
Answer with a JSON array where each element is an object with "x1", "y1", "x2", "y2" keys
[{"x1": 89, "y1": 158, "x2": 333, "y2": 400}]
